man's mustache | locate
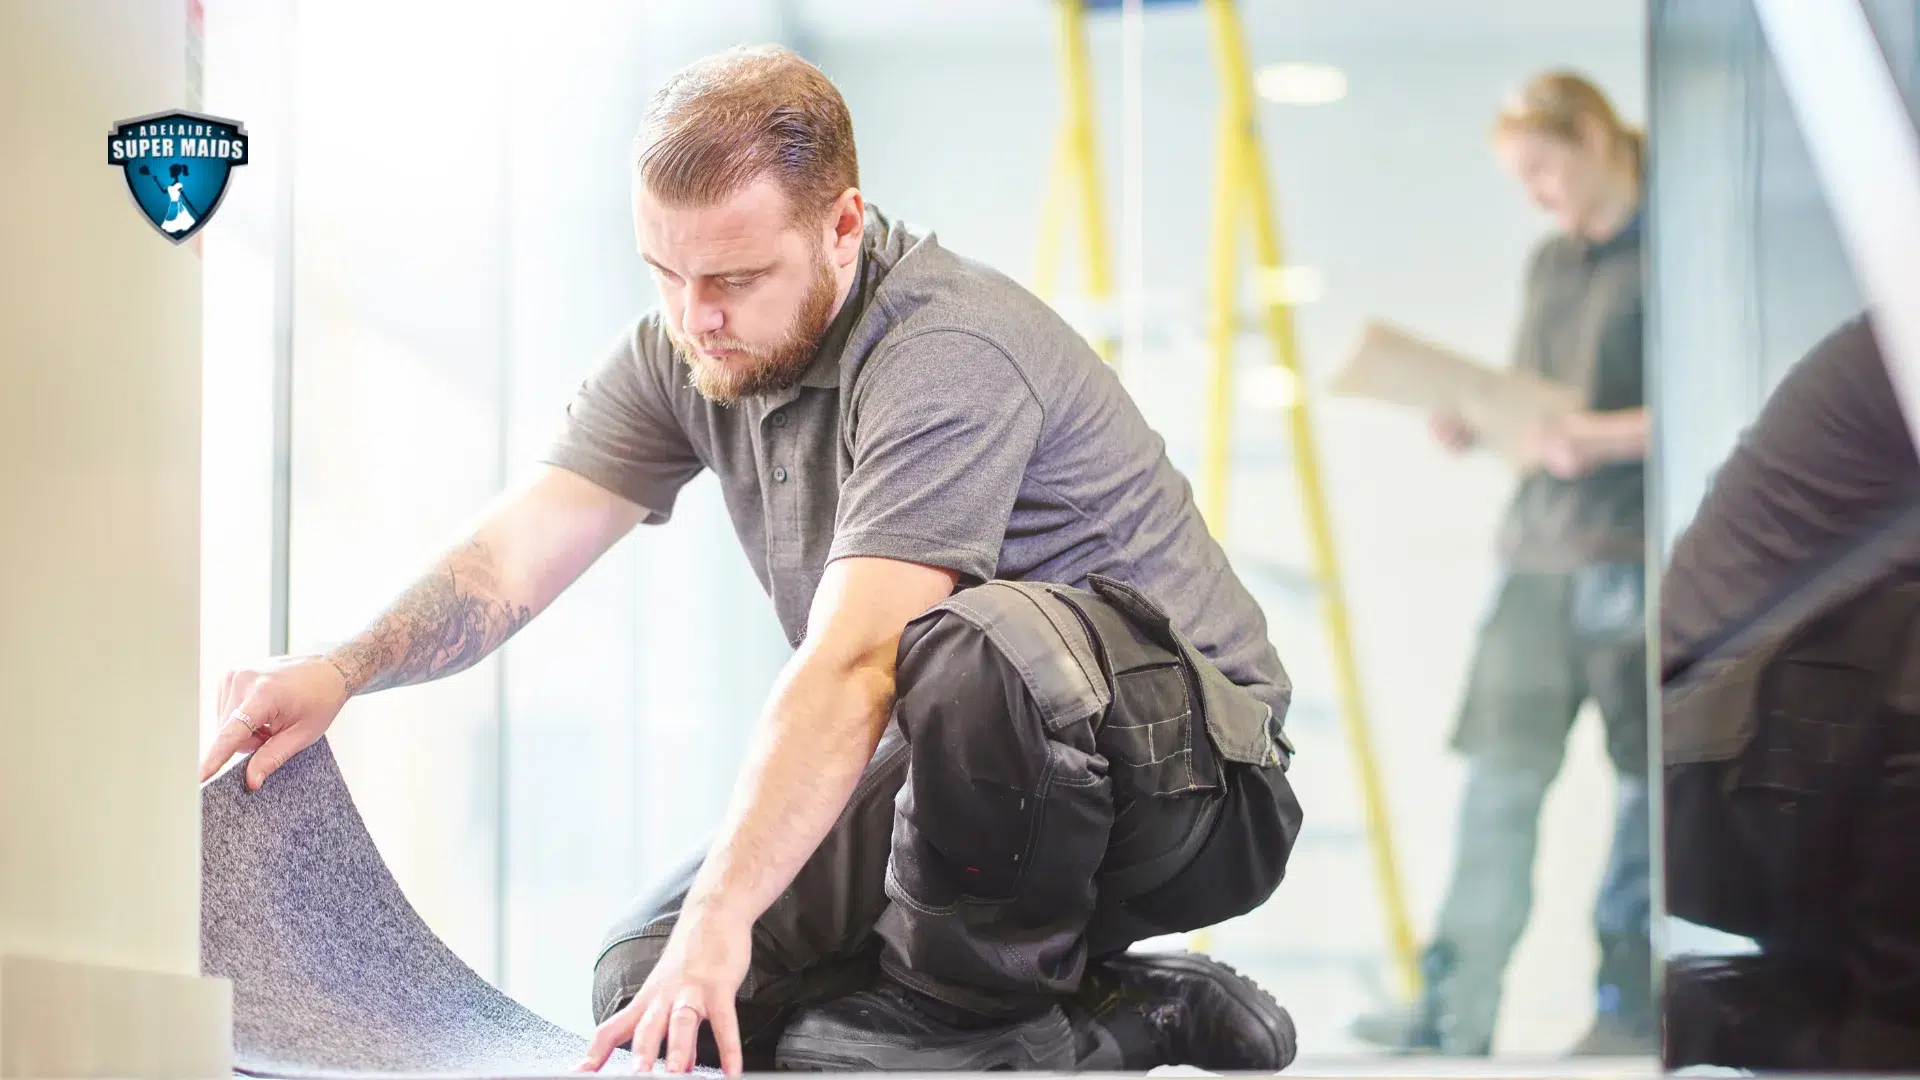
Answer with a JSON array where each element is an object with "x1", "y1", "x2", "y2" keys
[{"x1": 687, "y1": 339, "x2": 761, "y2": 358}]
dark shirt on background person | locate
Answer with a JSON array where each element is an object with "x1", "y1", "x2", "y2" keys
[{"x1": 1499, "y1": 210, "x2": 1646, "y2": 571}]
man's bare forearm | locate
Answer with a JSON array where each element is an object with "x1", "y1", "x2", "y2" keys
[
  {"x1": 325, "y1": 537, "x2": 534, "y2": 696},
  {"x1": 682, "y1": 650, "x2": 895, "y2": 930}
]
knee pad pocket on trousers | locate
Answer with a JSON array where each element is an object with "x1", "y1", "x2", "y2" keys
[
  {"x1": 1102, "y1": 664, "x2": 1213, "y2": 799},
  {"x1": 592, "y1": 934, "x2": 668, "y2": 1024},
  {"x1": 891, "y1": 602, "x2": 1110, "y2": 906},
  {"x1": 1018, "y1": 739, "x2": 1115, "y2": 911},
  {"x1": 1119, "y1": 762, "x2": 1301, "y2": 936},
  {"x1": 1701, "y1": 661, "x2": 1885, "y2": 948},
  {"x1": 1666, "y1": 765, "x2": 1768, "y2": 938},
  {"x1": 889, "y1": 734, "x2": 1114, "y2": 910}
]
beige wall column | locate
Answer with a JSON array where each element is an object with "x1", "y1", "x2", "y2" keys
[{"x1": 0, "y1": 3, "x2": 230, "y2": 1077}]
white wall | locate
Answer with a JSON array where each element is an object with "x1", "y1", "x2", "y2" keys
[{"x1": 0, "y1": 2, "x2": 229, "y2": 1075}]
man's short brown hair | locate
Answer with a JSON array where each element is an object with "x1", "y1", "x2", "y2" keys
[{"x1": 635, "y1": 45, "x2": 858, "y2": 226}]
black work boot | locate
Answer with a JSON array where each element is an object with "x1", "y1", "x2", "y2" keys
[
  {"x1": 1663, "y1": 954, "x2": 1838, "y2": 1070},
  {"x1": 1571, "y1": 934, "x2": 1658, "y2": 1055},
  {"x1": 774, "y1": 981, "x2": 1075, "y2": 1071},
  {"x1": 1067, "y1": 951, "x2": 1297, "y2": 1072}
]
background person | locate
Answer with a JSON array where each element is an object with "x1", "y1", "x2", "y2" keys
[{"x1": 1351, "y1": 70, "x2": 1655, "y2": 1057}]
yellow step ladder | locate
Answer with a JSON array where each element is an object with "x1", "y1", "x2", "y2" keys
[{"x1": 1032, "y1": 0, "x2": 1420, "y2": 1002}]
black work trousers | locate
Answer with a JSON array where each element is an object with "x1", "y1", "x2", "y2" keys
[
  {"x1": 1665, "y1": 583, "x2": 1920, "y2": 1070},
  {"x1": 592, "y1": 577, "x2": 1302, "y2": 1069}
]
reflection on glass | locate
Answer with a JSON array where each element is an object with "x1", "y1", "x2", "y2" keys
[
  {"x1": 1653, "y1": 0, "x2": 1920, "y2": 1071},
  {"x1": 1661, "y1": 316, "x2": 1920, "y2": 1071}
]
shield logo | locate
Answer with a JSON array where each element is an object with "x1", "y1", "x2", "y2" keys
[{"x1": 107, "y1": 110, "x2": 250, "y2": 245}]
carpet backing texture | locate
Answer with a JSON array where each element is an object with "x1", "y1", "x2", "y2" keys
[{"x1": 201, "y1": 737, "x2": 641, "y2": 1078}]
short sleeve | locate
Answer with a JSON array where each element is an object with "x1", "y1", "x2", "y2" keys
[
  {"x1": 540, "y1": 321, "x2": 704, "y2": 524},
  {"x1": 828, "y1": 330, "x2": 1044, "y2": 582}
]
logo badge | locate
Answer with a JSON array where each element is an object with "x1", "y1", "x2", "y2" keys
[{"x1": 107, "y1": 110, "x2": 250, "y2": 245}]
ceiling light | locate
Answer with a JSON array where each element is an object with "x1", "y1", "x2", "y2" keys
[
  {"x1": 1243, "y1": 365, "x2": 1302, "y2": 411},
  {"x1": 1256, "y1": 62, "x2": 1347, "y2": 106}
]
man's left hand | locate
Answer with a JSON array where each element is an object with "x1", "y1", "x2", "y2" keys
[{"x1": 577, "y1": 912, "x2": 751, "y2": 1076}]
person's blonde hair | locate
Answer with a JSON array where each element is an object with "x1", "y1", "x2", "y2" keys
[
  {"x1": 635, "y1": 45, "x2": 859, "y2": 226},
  {"x1": 1493, "y1": 70, "x2": 1643, "y2": 171}
]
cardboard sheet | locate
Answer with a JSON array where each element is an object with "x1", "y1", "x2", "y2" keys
[{"x1": 1329, "y1": 320, "x2": 1582, "y2": 461}]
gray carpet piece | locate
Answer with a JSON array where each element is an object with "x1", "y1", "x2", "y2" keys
[{"x1": 201, "y1": 737, "x2": 644, "y2": 1078}]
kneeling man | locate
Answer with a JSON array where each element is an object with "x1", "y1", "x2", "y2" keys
[{"x1": 203, "y1": 44, "x2": 1303, "y2": 1075}]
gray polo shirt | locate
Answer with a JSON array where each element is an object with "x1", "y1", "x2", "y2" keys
[{"x1": 543, "y1": 206, "x2": 1291, "y2": 717}]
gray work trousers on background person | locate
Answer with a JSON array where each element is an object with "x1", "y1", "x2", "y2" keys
[
  {"x1": 1430, "y1": 566, "x2": 1652, "y2": 1053},
  {"x1": 591, "y1": 576, "x2": 1303, "y2": 1070}
]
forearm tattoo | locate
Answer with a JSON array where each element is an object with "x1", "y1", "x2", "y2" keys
[{"x1": 325, "y1": 539, "x2": 533, "y2": 696}]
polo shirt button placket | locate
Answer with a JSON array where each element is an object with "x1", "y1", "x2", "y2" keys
[{"x1": 765, "y1": 404, "x2": 799, "y2": 566}]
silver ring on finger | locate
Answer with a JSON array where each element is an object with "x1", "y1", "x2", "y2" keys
[{"x1": 671, "y1": 1002, "x2": 703, "y2": 1019}]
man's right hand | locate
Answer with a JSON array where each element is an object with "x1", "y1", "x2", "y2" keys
[
  {"x1": 200, "y1": 655, "x2": 352, "y2": 791},
  {"x1": 1428, "y1": 410, "x2": 1477, "y2": 454}
]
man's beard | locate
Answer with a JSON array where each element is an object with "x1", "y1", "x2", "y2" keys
[{"x1": 670, "y1": 256, "x2": 840, "y2": 407}]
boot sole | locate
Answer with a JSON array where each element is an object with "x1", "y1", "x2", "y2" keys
[
  {"x1": 1106, "y1": 950, "x2": 1298, "y2": 1070},
  {"x1": 774, "y1": 1005, "x2": 1076, "y2": 1072}
]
